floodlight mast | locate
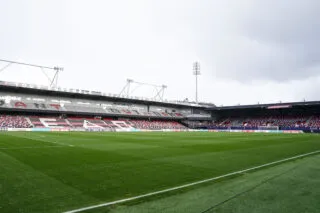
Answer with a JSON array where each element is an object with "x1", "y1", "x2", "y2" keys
[
  {"x1": 0, "y1": 59, "x2": 63, "y2": 88},
  {"x1": 193, "y1": 62, "x2": 201, "y2": 104}
]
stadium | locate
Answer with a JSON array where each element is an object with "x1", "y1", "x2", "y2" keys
[
  {"x1": 1, "y1": 1, "x2": 320, "y2": 213},
  {"x1": 1, "y1": 80, "x2": 320, "y2": 133},
  {"x1": 0, "y1": 76, "x2": 320, "y2": 213}
]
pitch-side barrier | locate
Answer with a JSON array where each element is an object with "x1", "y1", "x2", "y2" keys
[{"x1": 0, "y1": 128, "x2": 311, "y2": 133}]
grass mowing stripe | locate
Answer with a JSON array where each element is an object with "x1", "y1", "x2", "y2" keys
[
  {"x1": 0, "y1": 146, "x2": 66, "y2": 150},
  {"x1": 5, "y1": 133, "x2": 74, "y2": 147},
  {"x1": 64, "y1": 149, "x2": 320, "y2": 213},
  {"x1": 199, "y1": 165, "x2": 300, "y2": 213}
]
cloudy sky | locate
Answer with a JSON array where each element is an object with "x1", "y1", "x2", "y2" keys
[{"x1": 0, "y1": 0, "x2": 320, "y2": 106}]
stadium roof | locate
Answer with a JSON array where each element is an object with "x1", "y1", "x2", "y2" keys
[
  {"x1": 0, "y1": 81, "x2": 214, "y2": 109},
  {"x1": 2, "y1": 80, "x2": 319, "y2": 112},
  {"x1": 213, "y1": 101, "x2": 320, "y2": 111}
]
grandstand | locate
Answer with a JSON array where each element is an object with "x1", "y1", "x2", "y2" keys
[
  {"x1": 184, "y1": 102, "x2": 320, "y2": 133},
  {"x1": 0, "y1": 80, "x2": 211, "y2": 131},
  {"x1": 1, "y1": 80, "x2": 320, "y2": 133}
]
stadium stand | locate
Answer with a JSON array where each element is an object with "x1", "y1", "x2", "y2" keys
[
  {"x1": 29, "y1": 116, "x2": 71, "y2": 128},
  {"x1": 308, "y1": 116, "x2": 320, "y2": 128},
  {"x1": 0, "y1": 115, "x2": 188, "y2": 130},
  {"x1": 4, "y1": 114, "x2": 312, "y2": 131},
  {"x1": 241, "y1": 116, "x2": 308, "y2": 128},
  {"x1": 0, "y1": 97, "x2": 185, "y2": 118},
  {"x1": 1, "y1": 80, "x2": 320, "y2": 132},
  {"x1": 68, "y1": 117, "x2": 111, "y2": 128},
  {"x1": 128, "y1": 120, "x2": 187, "y2": 130},
  {"x1": 185, "y1": 115, "x2": 319, "y2": 131},
  {"x1": 0, "y1": 115, "x2": 32, "y2": 128}
]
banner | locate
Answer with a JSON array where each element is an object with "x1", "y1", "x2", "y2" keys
[
  {"x1": 282, "y1": 130, "x2": 303, "y2": 134},
  {"x1": 32, "y1": 128, "x2": 51, "y2": 132},
  {"x1": 8, "y1": 128, "x2": 32, "y2": 132}
]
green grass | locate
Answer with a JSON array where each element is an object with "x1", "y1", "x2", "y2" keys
[
  {"x1": 0, "y1": 132, "x2": 319, "y2": 213},
  {"x1": 107, "y1": 153, "x2": 320, "y2": 213}
]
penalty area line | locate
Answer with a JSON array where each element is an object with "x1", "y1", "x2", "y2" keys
[{"x1": 64, "y1": 149, "x2": 320, "y2": 213}]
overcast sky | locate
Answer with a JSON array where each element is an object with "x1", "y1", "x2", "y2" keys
[{"x1": 0, "y1": 0, "x2": 320, "y2": 106}]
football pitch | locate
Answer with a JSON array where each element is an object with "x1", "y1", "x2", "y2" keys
[{"x1": 0, "y1": 132, "x2": 319, "y2": 213}]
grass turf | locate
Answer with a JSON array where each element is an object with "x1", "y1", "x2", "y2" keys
[
  {"x1": 0, "y1": 132, "x2": 319, "y2": 213},
  {"x1": 106, "y1": 153, "x2": 320, "y2": 213}
]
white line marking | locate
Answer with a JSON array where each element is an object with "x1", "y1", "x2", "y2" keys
[
  {"x1": 0, "y1": 145, "x2": 66, "y2": 150},
  {"x1": 64, "y1": 149, "x2": 320, "y2": 213}
]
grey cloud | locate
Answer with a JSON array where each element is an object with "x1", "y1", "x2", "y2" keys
[{"x1": 192, "y1": 0, "x2": 320, "y2": 82}]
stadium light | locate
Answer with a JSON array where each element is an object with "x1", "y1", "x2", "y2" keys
[
  {"x1": 51, "y1": 67, "x2": 64, "y2": 88},
  {"x1": 54, "y1": 67, "x2": 64, "y2": 72},
  {"x1": 193, "y1": 62, "x2": 201, "y2": 104}
]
